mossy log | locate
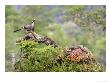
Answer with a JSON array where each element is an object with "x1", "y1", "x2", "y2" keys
[{"x1": 16, "y1": 32, "x2": 58, "y2": 48}]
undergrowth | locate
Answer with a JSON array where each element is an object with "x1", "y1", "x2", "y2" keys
[{"x1": 14, "y1": 40, "x2": 103, "y2": 72}]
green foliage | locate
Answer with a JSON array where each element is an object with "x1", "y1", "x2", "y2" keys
[
  {"x1": 15, "y1": 40, "x2": 103, "y2": 72},
  {"x1": 66, "y1": 5, "x2": 85, "y2": 15},
  {"x1": 5, "y1": 5, "x2": 18, "y2": 18},
  {"x1": 5, "y1": 5, "x2": 105, "y2": 72},
  {"x1": 15, "y1": 40, "x2": 60, "y2": 71}
]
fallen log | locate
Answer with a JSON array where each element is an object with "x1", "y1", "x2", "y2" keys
[{"x1": 16, "y1": 32, "x2": 58, "y2": 48}]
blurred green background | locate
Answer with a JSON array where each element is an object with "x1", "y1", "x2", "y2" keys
[{"x1": 5, "y1": 5, "x2": 106, "y2": 71}]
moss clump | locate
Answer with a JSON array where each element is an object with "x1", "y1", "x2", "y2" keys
[{"x1": 14, "y1": 40, "x2": 103, "y2": 72}]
